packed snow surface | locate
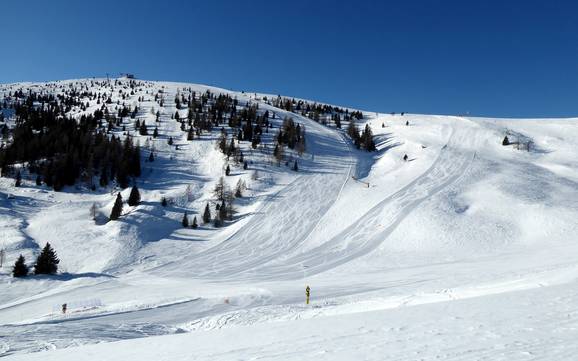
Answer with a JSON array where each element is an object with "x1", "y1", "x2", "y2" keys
[{"x1": 1, "y1": 79, "x2": 578, "y2": 360}]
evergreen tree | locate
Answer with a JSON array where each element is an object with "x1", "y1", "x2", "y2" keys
[
  {"x1": 12, "y1": 255, "x2": 28, "y2": 278},
  {"x1": 153, "y1": 127, "x2": 159, "y2": 138},
  {"x1": 225, "y1": 165, "x2": 231, "y2": 176},
  {"x1": 202, "y1": 203, "x2": 211, "y2": 224},
  {"x1": 15, "y1": 171, "x2": 22, "y2": 187},
  {"x1": 218, "y1": 200, "x2": 227, "y2": 226},
  {"x1": 34, "y1": 243, "x2": 60, "y2": 275},
  {"x1": 161, "y1": 197, "x2": 168, "y2": 207},
  {"x1": 502, "y1": 136, "x2": 510, "y2": 146},
  {"x1": 292, "y1": 160, "x2": 299, "y2": 171},
  {"x1": 128, "y1": 185, "x2": 141, "y2": 206},
  {"x1": 361, "y1": 124, "x2": 376, "y2": 151},
  {"x1": 139, "y1": 121, "x2": 148, "y2": 135},
  {"x1": 109, "y1": 192, "x2": 123, "y2": 220},
  {"x1": 168, "y1": 137, "x2": 174, "y2": 146},
  {"x1": 347, "y1": 121, "x2": 360, "y2": 148},
  {"x1": 182, "y1": 212, "x2": 189, "y2": 227},
  {"x1": 148, "y1": 151, "x2": 155, "y2": 162},
  {"x1": 191, "y1": 216, "x2": 198, "y2": 229}
]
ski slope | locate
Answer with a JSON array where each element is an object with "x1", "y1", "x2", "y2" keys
[{"x1": 1, "y1": 79, "x2": 578, "y2": 360}]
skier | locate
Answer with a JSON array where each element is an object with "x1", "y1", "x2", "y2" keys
[
  {"x1": 403, "y1": 154, "x2": 408, "y2": 162},
  {"x1": 305, "y1": 285, "x2": 311, "y2": 305},
  {"x1": 62, "y1": 303, "x2": 67, "y2": 314}
]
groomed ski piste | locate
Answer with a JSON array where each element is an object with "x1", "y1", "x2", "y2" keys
[{"x1": 1, "y1": 78, "x2": 578, "y2": 360}]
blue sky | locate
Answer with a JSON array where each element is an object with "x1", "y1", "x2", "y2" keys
[{"x1": 1, "y1": 0, "x2": 578, "y2": 117}]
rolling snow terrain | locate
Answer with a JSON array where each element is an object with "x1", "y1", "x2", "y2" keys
[{"x1": 1, "y1": 78, "x2": 578, "y2": 360}]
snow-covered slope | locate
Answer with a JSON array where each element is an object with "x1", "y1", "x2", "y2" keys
[{"x1": 1, "y1": 79, "x2": 578, "y2": 360}]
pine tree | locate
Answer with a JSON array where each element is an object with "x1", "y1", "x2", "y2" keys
[
  {"x1": 153, "y1": 127, "x2": 159, "y2": 138},
  {"x1": 347, "y1": 121, "x2": 360, "y2": 148},
  {"x1": 12, "y1": 255, "x2": 29, "y2": 278},
  {"x1": 218, "y1": 200, "x2": 227, "y2": 225},
  {"x1": 292, "y1": 160, "x2": 299, "y2": 171},
  {"x1": 148, "y1": 152, "x2": 155, "y2": 162},
  {"x1": 110, "y1": 193, "x2": 123, "y2": 220},
  {"x1": 202, "y1": 203, "x2": 211, "y2": 224},
  {"x1": 182, "y1": 212, "x2": 189, "y2": 227},
  {"x1": 161, "y1": 197, "x2": 168, "y2": 207},
  {"x1": 15, "y1": 171, "x2": 22, "y2": 187},
  {"x1": 34, "y1": 243, "x2": 60, "y2": 275},
  {"x1": 361, "y1": 124, "x2": 376, "y2": 151},
  {"x1": 192, "y1": 216, "x2": 198, "y2": 229},
  {"x1": 168, "y1": 137, "x2": 173, "y2": 146},
  {"x1": 502, "y1": 136, "x2": 509, "y2": 146},
  {"x1": 139, "y1": 121, "x2": 148, "y2": 135},
  {"x1": 225, "y1": 165, "x2": 231, "y2": 176},
  {"x1": 128, "y1": 185, "x2": 141, "y2": 206}
]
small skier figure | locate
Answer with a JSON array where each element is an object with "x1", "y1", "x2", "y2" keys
[
  {"x1": 305, "y1": 286, "x2": 311, "y2": 305},
  {"x1": 403, "y1": 154, "x2": 408, "y2": 162},
  {"x1": 62, "y1": 303, "x2": 67, "y2": 314},
  {"x1": 405, "y1": 120, "x2": 409, "y2": 126}
]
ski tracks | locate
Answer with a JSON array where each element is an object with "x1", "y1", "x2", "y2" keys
[{"x1": 247, "y1": 118, "x2": 479, "y2": 280}]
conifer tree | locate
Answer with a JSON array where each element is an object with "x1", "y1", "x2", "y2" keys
[
  {"x1": 361, "y1": 124, "x2": 376, "y2": 151},
  {"x1": 218, "y1": 200, "x2": 227, "y2": 226},
  {"x1": 202, "y1": 203, "x2": 211, "y2": 224},
  {"x1": 34, "y1": 243, "x2": 60, "y2": 275},
  {"x1": 182, "y1": 212, "x2": 189, "y2": 227},
  {"x1": 502, "y1": 136, "x2": 510, "y2": 146},
  {"x1": 161, "y1": 197, "x2": 168, "y2": 207},
  {"x1": 148, "y1": 152, "x2": 155, "y2": 162},
  {"x1": 293, "y1": 160, "x2": 299, "y2": 171},
  {"x1": 139, "y1": 121, "x2": 148, "y2": 135},
  {"x1": 192, "y1": 216, "x2": 198, "y2": 229},
  {"x1": 110, "y1": 193, "x2": 123, "y2": 220},
  {"x1": 15, "y1": 171, "x2": 22, "y2": 187},
  {"x1": 12, "y1": 255, "x2": 28, "y2": 278},
  {"x1": 225, "y1": 165, "x2": 231, "y2": 176},
  {"x1": 128, "y1": 185, "x2": 141, "y2": 206}
]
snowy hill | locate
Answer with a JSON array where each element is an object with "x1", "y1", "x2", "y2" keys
[{"x1": 1, "y1": 78, "x2": 578, "y2": 360}]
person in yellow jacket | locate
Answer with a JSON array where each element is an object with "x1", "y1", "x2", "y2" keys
[{"x1": 306, "y1": 286, "x2": 311, "y2": 304}]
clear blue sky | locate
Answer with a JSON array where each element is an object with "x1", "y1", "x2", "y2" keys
[{"x1": 2, "y1": 0, "x2": 578, "y2": 117}]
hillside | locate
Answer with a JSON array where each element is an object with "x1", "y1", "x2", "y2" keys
[{"x1": 1, "y1": 78, "x2": 578, "y2": 360}]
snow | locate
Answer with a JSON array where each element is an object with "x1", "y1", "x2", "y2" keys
[{"x1": 1, "y1": 78, "x2": 578, "y2": 360}]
